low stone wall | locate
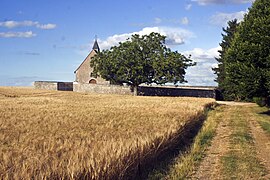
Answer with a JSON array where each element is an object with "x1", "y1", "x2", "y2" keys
[
  {"x1": 34, "y1": 81, "x2": 73, "y2": 91},
  {"x1": 73, "y1": 83, "x2": 132, "y2": 95},
  {"x1": 34, "y1": 81, "x2": 217, "y2": 99},
  {"x1": 138, "y1": 86, "x2": 216, "y2": 98},
  {"x1": 34, "y1": 81, "x2": 58, "y2": 90},
  {"x1": 57, "y1": 82, "x2": 73, "y2": 91}
]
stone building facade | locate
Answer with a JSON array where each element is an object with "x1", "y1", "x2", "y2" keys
[{"x1": 74, "y1": 40, "x2": 109, "y2": 85}]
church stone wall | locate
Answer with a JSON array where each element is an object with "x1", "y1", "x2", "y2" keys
[
  {"x1": 138, "y1": 86, "x2": 216, "y2": 98},
  {"x1": 34, "y1": 81, "x2": 58, "y2": 90},
  {"x1": 74, "y1": 50, "x2": 109, "y2": 85},
  {"x1": 34, "y1": 81, "x2": 216, "y2": 99},
  {"x1": 57, "y1": 82, "x2": 73, "y2": 91},
  {"x1": 34, "y1": 81, "x2": 73, "y2": 91},
  {"x1": 73, "y1": 83, "x2": 132, "y2": 95},
  {"x1": 74, "y1": 51, "x2": 95, "y2": 84},
  {"x1": 73, "y1": 84, "x2": 216, "y2": 98}
]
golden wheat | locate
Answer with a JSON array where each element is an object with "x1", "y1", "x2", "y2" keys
[{"x1": 0, "y1": 87, "x2": 214, "y2": 179}]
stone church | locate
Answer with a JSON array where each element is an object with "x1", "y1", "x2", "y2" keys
[
  {"x1": 35, "y1": 38, "x2": 217, "y2": 98},
  {"x1": 74, "y1": 40, "x2": 109, "y2": 85}
]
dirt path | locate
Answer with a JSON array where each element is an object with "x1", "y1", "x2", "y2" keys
[
  {"x1": 249, "y1": 114, "x2": 270, "y2": 178},
  {"x1": 191, "y1": 102, "x2": 270, "y2": 179},
  {"x1": 216, "y1": 101, "x2": 256, "y2": 106},
  {"x1": 190, "y1": 106, "x2": 232, "y2": 179}
]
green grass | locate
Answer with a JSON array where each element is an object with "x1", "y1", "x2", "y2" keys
[
  {"x1": 221, "y1": 152, "x2": 238, "y2": 179},
  {"x1": 258, "y1": 120, "x2": 270, "y2": 134},
  {"x1": 148, "y1": 104, "x2": 269, "y2": 179},
  {"x1": 221, "y1": 150, "x2": 265, "y2": 179},
  {"x1": 221, "y1": 106, "x2": 266, "y2": 179},
  {"x1": 230, "y1": 111, "x2": 253, "y2": 144},
  {"x1": 255, "y1": 106, "x2": 270, "y2": 135},
  {"x1": 162, "y1": 104, "x2": 222, "y2": 179}
]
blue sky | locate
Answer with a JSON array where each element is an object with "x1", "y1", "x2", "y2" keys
[{"x1": 0, "y1": 0, "x2": 254, "y2": 86}]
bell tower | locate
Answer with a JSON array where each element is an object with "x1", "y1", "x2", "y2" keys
[{"x1": 92, "y1": 35, "x2": 100, "y2": 52}]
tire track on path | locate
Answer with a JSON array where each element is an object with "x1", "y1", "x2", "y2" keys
[
  {"x1": 191, "y1": 106, "x2": 232, "y2": 179},
  {"x1": 249, "y1": 110, "x2": 270, "y2": 179}
]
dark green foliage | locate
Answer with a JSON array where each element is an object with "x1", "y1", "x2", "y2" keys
[
  {"x1": 213, "y1": 19, "x2": 239, "y2": 85},
  {"x1": 221, "y1": 0, "x2": 270, "y2": 104},
  {"x1": 90, "y1": 32, "x2": 195, "y2": 95},
  {"x1": 253, "y1": 97, "x2": 270, "y2": 107},
  {"x1": 213, "y1": 19, "x2": 239, "y2": 100}
]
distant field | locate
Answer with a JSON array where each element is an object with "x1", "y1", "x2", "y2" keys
[{"x1": 0, "y1": 87, "x2": 214, "y2": 179}]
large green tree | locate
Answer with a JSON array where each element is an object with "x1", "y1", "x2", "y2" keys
[
  {"x1": 90, "y1": 32, "x2": 195, "y2": 95},
  {"x1": 223, "y1": 0, "x2": 270, "y2": 104},
  {"x1": 213, "y1": 19, "x2": 239, "y2": 100}
]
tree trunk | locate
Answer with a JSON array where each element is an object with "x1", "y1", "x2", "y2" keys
[{"x1": 132, "y1": 85, "x2": 138, "y2": 96}]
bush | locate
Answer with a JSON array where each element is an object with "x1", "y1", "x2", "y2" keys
[{"x1": 253, "y1": 97, "x2": 269, "y2": 107}]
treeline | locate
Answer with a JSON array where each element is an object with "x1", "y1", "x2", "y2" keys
[{"x1": 213, "y1": 0, "x2": 270, "y2": 106}]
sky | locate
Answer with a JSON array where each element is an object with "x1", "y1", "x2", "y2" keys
[{"x1": 0, "y1": 0, "x2": 254, "y2": 86}]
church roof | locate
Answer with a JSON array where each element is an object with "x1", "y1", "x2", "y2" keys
[
  {"x1": 92, "y1": 39, "x2": 100, "y2": 52},
  {"x1": 74, "y1": 50, "x2": 96, "y2": 73},
  {"x1": 74, "y1": 39, "x2": 100, "y2": 73}
]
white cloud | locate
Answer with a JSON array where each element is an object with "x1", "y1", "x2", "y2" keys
[
  {"x1": 36, "y1": 23, "x2": 57, "y2": 30},
  {"x1": 0, "y1": 20, "x2": 36, "y2": 28},
  {"x1": 185, "y1": 4, "x2": 192, "y2": 10},
  {"x1": 0, "y1": 20, "x2": 56, "y2": 30},
  {"x1": 154, "y1": 18, "x2": 162, "y2": 24},
  {"x1": 181, "y1": 17, "x2": 189, "y2": 25},
  {"x1": 0, "y1": 31, "x2": 36, "y2": 38},
  {"x1": 183, "y1": 46, "x2": 221, "y2": 86},
  {"x1": 184, "y1": 47, "x2": 221, "y2": 62},
  {"x1": 98, "y1": 26, "x2": 194, "y2": 50},
  {"x1": 16, "y1": 51, "x2": 40, "y2": 56},
  {"x1": 210, "y1": 11, "x2": 246, "y2": 26},
  {"x1": 153, "y1": 18, "x2": 190, "y2": 25},
  {"x1": 192, "y1": 0, "x2": 253, "y2": 5}
]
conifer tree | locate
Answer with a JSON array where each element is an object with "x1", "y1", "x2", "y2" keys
[
  {"x1": 223, "y1": 0, "x2": 270, "y2": 104},
  {"x1": 213, "y1": 19, "x2": 239, "y2": 100}
]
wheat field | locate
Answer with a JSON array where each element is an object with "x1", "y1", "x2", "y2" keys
[{"x1": 0, "y1": 87, "x2": 214, "y2": 179}]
